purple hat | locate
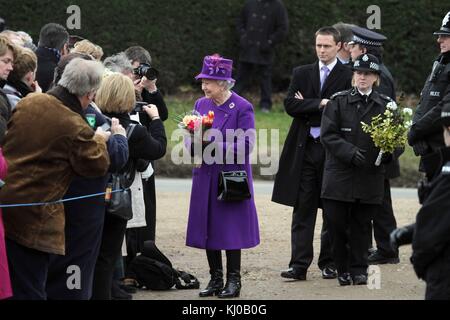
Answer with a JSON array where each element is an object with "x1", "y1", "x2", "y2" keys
[{"x1": 195, "y1": 54, "x2": 235, "y2": 82}]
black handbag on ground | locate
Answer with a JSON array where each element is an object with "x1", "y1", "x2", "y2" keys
[
  {"x1": 217, "y1": 170, "x2": 251, "y2": 201},
  {"x1": 106, "y1": 124, "x2": 137, "y2": 220}
]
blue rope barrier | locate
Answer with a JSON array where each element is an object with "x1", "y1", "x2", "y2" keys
[{"x1": 0, "y1": 188, "x2": 129, "y2": 208}]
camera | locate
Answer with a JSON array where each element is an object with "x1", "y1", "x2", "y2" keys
[
  {"x1": 133, "y1": 63, "x2": 159, "y2": 81},
  {"x1": 133, "y1": 101, "x2": 148, "y2": 113}
]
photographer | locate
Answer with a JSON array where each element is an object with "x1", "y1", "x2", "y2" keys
[
  {"x1": 92, "y1": 73, "x2": 166, "y2": 300},
  {"x1": 124, "y1": 46, "x2": 167, "y2": 258}
]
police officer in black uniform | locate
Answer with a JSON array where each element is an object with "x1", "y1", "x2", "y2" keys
[
  {"x1": 348, "y1": 26, "x2": 402, "y2": 264},
  {"x1": 408, "y1": 11, "x2": 450, "y2": 178},
  {"x1": 321, "y1": 53, "x2": 394, "y2": 286},
  {"x1": 391, "y1": 99, "x2": 450, "y2": 300}
]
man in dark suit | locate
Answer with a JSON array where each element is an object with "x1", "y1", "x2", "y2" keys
[
  {"x1": 272, "y1": 26, "x2": 353, "y2": 280},
  {"x1": 35, "y1": 23, "x2": 69, "y2": 92},
  {"x1": 234, "y1": 0, "x2": 289, "y2": 113}
]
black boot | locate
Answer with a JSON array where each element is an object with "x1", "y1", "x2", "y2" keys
[
  {"x1": 199, "y1": 269, "x2": 224, "y2": 297},
  {"x1": 218, "y1": 272, "x2": 241, "y2": 298}
]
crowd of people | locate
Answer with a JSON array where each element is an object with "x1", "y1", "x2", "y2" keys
[
  {"x1": 0, "y1": 22, "x2": 168, "y2": 300},
  {"x1": 0, "y1": 3, "x2": 449, "y2": 301}
]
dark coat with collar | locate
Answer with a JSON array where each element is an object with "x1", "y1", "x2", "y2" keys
[
  {"x1": 272, "y1": 60, "x2": 353, "y2": 207},
  {"x1": 36, "y1": 47, "x2": 59, "y2": 93},
  {"x1": 408, "y1": 52, "x2": 450, "y2": 173},
  {"x1": 237, "y1": 0, "x2": 288, "y2": 65},
  {"x1": 411, "y1": 147, "x2": 450, "y2": 299},
  {"x1": 320, "y1": 88, "x2": 391, "y2": 204}
]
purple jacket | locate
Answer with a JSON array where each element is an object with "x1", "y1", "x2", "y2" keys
[{"x1": 186, "y1": 92, "x2": 260, "y2": 250}]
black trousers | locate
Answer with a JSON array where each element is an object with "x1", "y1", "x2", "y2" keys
[
  {"x1": 206, "y1": 249, "x2": 241, "y2": 274},
  {"x1": 234, "y1": 61, "x2": 272, "y2": 110},
  {"x1": 290, "y1": 139, "x2": 334, "y2": 273},
  {"x1": 6, "y1": 238, "x2": 50, "y2": 300},
  {"x1": 91, "y1": 213, "x2": 127, "y2": 300},
  {"x1": 47, "y1": 198, "x2": 105, "y2": 300},
  {"x1": 370, "y1": 179, "x2": 398, "y2": 256},
  {"x1": 322, "y1": 199, "x2": 377, "y2": 276}
]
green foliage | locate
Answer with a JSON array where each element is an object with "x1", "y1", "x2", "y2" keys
[
  {"x1": 361, "y1": 101, "x2": 413, "y2": 153},
  {"x1": 1, "y1": 0, "x2": 448, "y2": 94}
]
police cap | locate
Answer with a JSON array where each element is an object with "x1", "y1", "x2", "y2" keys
[
  {"x1": 352, "y1": 53, "x2": 381, "y2": 74},
  {"x1": 348, "y1": 26, "x2": 387, "y2": 47},
  {"x1": 434, "y1": 11, "x2": 450, "y2": 36}
]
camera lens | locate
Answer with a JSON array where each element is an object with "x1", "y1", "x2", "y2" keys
[{"x1": 145, "y1": 67, "x2": 159, "y2": 81}]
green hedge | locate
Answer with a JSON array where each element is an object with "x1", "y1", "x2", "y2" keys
[{"x1": 1, "y1": 0, "x2": 448, "y2": 94}]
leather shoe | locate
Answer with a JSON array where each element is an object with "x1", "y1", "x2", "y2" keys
[
  {"x1": 280, "y1": 268, "x2": 306, "y2": 280},
  {"x1": 352, "y1": 274, "x2": 368, "y2": 285},
  {"x1": 321, "y1": 266, "x2": 337, "y2": 279},
  {"x1": 337, "y1": 273, "x2": 352, "y2": 286},
  {"x1": 368, "y1": 250, "x2": 400, "y2": 265}
]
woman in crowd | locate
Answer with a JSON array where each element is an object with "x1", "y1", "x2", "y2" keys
[
  {"x1": 2, "y1": 46, "x2": 41, "y2": 108},
  {"x1": 71, "y1": 39, "x2": 104, "y2": 61},
  {"x1": 92, "y1": 73, "x2": 166, "y2": 300},
  {"x1": 320, "y1": 53, "x2": 394, "y2": 286},
  {"x1": 186, "y1": 54, "x2": 260, "y2": 298}
]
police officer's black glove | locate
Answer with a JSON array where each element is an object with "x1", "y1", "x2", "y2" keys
[
  {"x1": 412, "y1": 140, "x2": 430, "y2": 156},
  {"x1": 390, "y1": 224, "x2": 414, "y2": 251},
  {"x1": 351, "y1": 149, "x2": 366, "y2": 167},
  {"x1": 417, "y1": 178, "x2": 432, "y2": 204},
  {"x1": 381, "y1": 152, "x2": 393, "y2": 164}
]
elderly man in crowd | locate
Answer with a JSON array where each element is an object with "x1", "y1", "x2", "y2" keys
[{"x1": 0, "y1": 58, "x2": 111, "y2": 300}]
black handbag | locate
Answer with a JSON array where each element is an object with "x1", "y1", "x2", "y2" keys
[
  {"x1": 106, "y1": 173, "x2": 133, "y2": 220},
  {"x1": 105, "y1": 124, "x2": 137, "y2": 220},
  {"x1": 217, "y1": 170, "x2": 251, "y2": 201}
]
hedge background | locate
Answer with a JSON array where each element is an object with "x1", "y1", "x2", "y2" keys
[{"x1": 0, "y1": 0, "x2": 448, "y2": 94}]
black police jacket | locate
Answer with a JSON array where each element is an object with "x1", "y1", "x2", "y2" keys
[
  {"x1": 320, "y1": 88, "x2": 392, "y2": 204},
  {"x1": 411, "y1": 147, "x2": 450, "y2": 281},
  {"x1": 408, "y1": 52, "x2": 450, "y2": 167}
]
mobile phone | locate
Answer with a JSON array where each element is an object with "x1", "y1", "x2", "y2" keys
[{"x1": 100, "y1": 122, "x2": 111, "y2": 132}]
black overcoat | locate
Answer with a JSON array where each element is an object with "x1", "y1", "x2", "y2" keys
[
  {"x1": 271, "y1": 60, "x2": 352, "y2": 206},
  {"x1": 320, "y1": 89, "x2": 391, "y2": 205},
  {"x1": 237, "y1": 0, "x2": 288, "y2": 65}
]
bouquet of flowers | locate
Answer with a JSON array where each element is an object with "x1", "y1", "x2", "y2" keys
[
  {"x1": 174, "y1": 110, "x2": 215, "y2": 140},
  {"x1": 361, "y1": 101, "x2": 413, "y2": 166}
]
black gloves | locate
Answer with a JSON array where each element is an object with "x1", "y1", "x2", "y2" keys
[
  {"x1": 380, "y1": 152, "x2": 393, "y2": 164},
  {"x1": 390, "y1": 224, "x2": 415, "y2": 251},
  {"x1": 352, "y1": 149, "x2": 366, "y2": 167},
  {"x1": 412, "y1": 140, "x2": 430, "y2": 156}
]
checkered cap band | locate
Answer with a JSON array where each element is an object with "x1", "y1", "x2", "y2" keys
[{"x1": 351, "y1": 34, "x2": 383, "y2": 47}]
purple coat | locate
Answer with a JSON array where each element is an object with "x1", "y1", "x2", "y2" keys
[{"x1": 186, "y1": 92, "x2": 260, "y2": 250}]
